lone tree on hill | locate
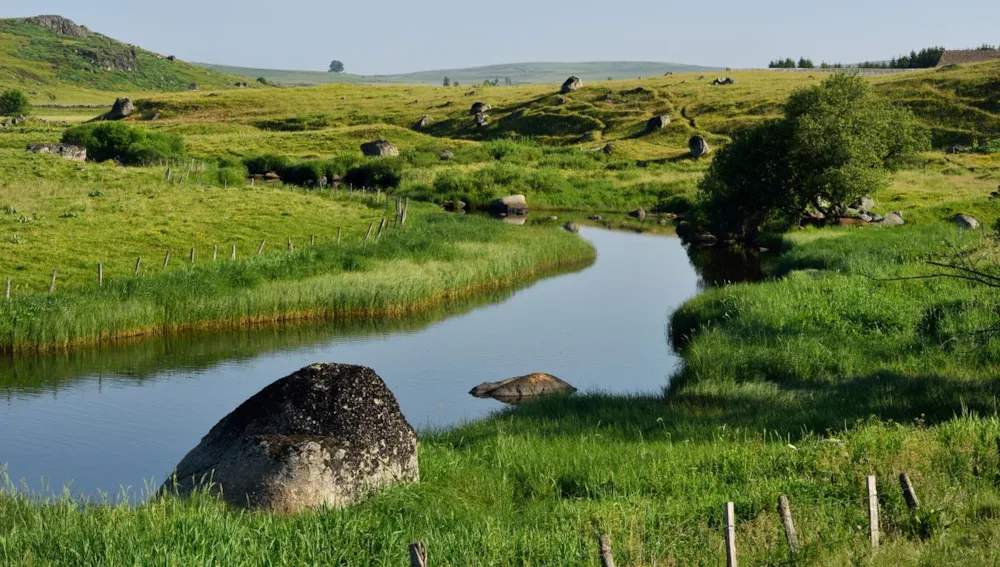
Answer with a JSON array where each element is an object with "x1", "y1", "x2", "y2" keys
[
  {"x1": 443, "y1": 76, "x2": 451, "y2": 87},
  {"x1": 696, "y1": 74, "x2": 929, "y2": 242},
  {"x1": 328, "y1": 60, "x2": 345, "y2": 73}
]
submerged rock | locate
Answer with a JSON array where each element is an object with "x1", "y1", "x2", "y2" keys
[
  {"x1": 470, "y1": 373, "x2": 577, "y2": 403},
  {"x1": 629, "y1": 207, "x2": 647, "y2": 221},
  {"x1": 163, "y1": 363, "x2": 418, "y2": 512},
  {"x1": 488, "y1": 194, "x2": 528, "y2": 216}
]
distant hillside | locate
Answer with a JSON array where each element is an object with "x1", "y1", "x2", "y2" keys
[
  {"x1": 0, "y1": 15, "x2": 247, "y2": 97},
  {"x1": 197, "y1": 61, "x2": 719, "y2": 86}
]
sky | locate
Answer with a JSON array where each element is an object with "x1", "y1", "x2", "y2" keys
[{"x1": 5, "y1": 1, "x2": 1000, "y2": 75}]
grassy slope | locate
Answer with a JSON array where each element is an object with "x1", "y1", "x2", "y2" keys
[
  {"x1": 196, "y1": 61, "x2": 719, "y2": 86},
  {"x1": 0, "y1": 17, "x2": 248, "y2": 103}
]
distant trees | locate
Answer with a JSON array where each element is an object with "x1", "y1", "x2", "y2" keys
[
  {"x1": 0, "y1": 89, "x2": 30, "y2": 116},
  {"x1": 977, "y1": 44, "x2": 998, "y2": 51},
  {"x1": 443, "y1": 76, "x2": 451, "y2": 87},
  {"x1": 328, "y1": 60, "x2": 345, "y2": 73},
  {"x1": 798, "y1": 57, "x2": 815, "y2": 69},
  {"x1": 776, "y1": 47, "x2": 946, "y2": 70},
  {"x1": 696, "y1": 74, "x2": 929, "y2": 242},
  {"x1": 769, "y1": 58, "x2": 797, "y2": 69}
]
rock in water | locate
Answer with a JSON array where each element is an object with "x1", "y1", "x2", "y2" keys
[
  {"x1": 561, "y1": 76, "x2": 583, "y2": 94},
  {"x1": 688, "y1": 135, "x2": 710, "y2": 158},
  {"x1": 470, "y1": 373, "x2": 577, "y2": 403},
  {"x1": 360, "y1": 140, "x2": 399, "y2": 157},
  {"x1": 487, "y1": 194, "x2": 528, "y2": 216},
  {"x1": 26, "y1": 143, "x2": 87, "y2": 162},
  {"x1": 106, "y1": 97, "x2": 134, "y2": 120},
  {"x1": 629, "y1": 207, "x2": 647, "y2": 221},
  {"x1": 955, "y1": 213, "x2": 979, "y2": 229},
  {"x1": 163, "y1": 363, "x2": 419, "y2": 512},
  {"x1": 646, "y1": 115, "x2": 670, "y2": 133}
]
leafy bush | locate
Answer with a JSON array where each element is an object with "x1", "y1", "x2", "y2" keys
[
  {"x1": 0, "y1": 89, "x2": 30, "y2": 116},
  {"x1": 343, "y1": 160, "x2": 402, "y2": 189},
  {"x1": 243, "y1": 154, "x2": 291, "y2": 175},
  {"x1": 62, "y1": 122, "x2": 184, "y2": 165},
  {"x1": 697, "y1": 74, "x2": 930, "y2": 241}
]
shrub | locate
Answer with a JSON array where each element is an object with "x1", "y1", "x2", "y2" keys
[
  {"x1": 243, "y1": 154, "x2": 292, "y2": 175},
  {"x1": 281, "y1": 161, "x2": 327, "y2": 186},
  {"x1": 697, "y1": 74, "x2": 929, "y2": 241},
  {"x1": 343, "y1": 160, "x2": 402, "y2": 189},
  {"x1": 215, "y1": 165, "x2": 248, "y2": 186},
  {"x1": 62, "y1": 122, "x2": 184, "y2": 165},
  {"x1": 0, "y1": 89, "x2": 30, "y2": 116}
]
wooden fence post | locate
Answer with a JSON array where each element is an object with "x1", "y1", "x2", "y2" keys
[
  {"x1": 867, "y1": 476, "x2": 880, "y2": 549},
  {"x1": 899, "y1": 473, "x2": 920, "y2": 511},
  {"x1": 231, "y1": 244, "x2": 236, "y2": 260},
  {"x1": 258, "y1": 239, "x2": 266, "y2": 255},
  {"x1": 337, "y1": 227, "x2": 342, "y2": 244},
  {"x1": 49, "y1": 270, "x2": 57, "y2": 294},
  {"x1": 401, "y1": 198, "x2": 409, "y2": 226},
  {"x1": 725, "y1": 502, "x2": 738, "y2": 567},
  {"x1": 365, "y1": 222, "x2": 374, "y2": 241},
  {"x1": 5, "y1": 276, "x2": 10, "y2": 299},
  {"x1": 376, "y1": 218, "x2": 386, "y2": 239},
  {"x1": 777, "y1": 495, "x2": 800, "y2": 558},
  {"x1": 165, "y1": 167, "x2": 171, "y2": 182},
  {"x1": 134, "y1": 257, "x2": 142, "y2": 276},
  {"x1": 213, "y1": 245, "x2": 218, "y2": 261},
  {"x1": 98, "y1": 263, "x2": 103, "y2": 286},
  {"x1": 408, "y1": 541, "x2": 427, "y2": 567},
  {"x1": 163, "y1": 250, "x2": 171, "y2": 269},
  {"x1": 598, "y1": 535, "x2": 616, "y2": 567},
  {"x1": 287, "y1": 237, "x2": 294, "y2": 253},
  {"x1": 189, "y1": 248, "x2": 195, "y2": 263},
  {"x1": 310, "y1": 234, "x2": 315, "y2": 247}
]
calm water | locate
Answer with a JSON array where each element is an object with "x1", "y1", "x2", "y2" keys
[{"x1": 0, "y1": 227, "x2": 752, "y2": 497}]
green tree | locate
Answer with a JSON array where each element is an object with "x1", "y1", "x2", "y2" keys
[
  {"x1": 0, "y1": 89, "x2": 30, "y2": 116},
  {"x1": 328, "y1": 60, "x2": 345, "y2": 73},
  {"x1": 697, "y1": 74, "x2": 929, "y2": 241},
  {"x1": 443, "y1": 76, "x2": 451, "y2": 87},
  {"x1": 798, "y1": 57, "x2": 815, "y2": 69}
]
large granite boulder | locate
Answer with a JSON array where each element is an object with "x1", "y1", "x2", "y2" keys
[
  {"x1": 26, "y1": 143, "x2": 87, "y2": 162},
  {"x1": 470, "y1": 102, "x2": 492, "y2": 115},
  {"x1": 955, "y1": 213, "x2": 979, "y2": 230},
  {"x1": 105, "y1": 97, "x2": 134, "y2": 120},
  {"x1": 561, "y1": 76, "x2": 583, "y2": 94},
  {"x1": 470, "y1": 373, "x2": 577, "y2": 403},
  {"x1": 360, "y1": 139, "x2": 399, "y2": 157},
  {"x1": 163, "y1": 363, "x2": 418, "y2": 512},
  {"x1": 487, "y1": 194, "x2": 528, "y2": 216},
  {"x1": 646, "y1": 115, "x2": 670, "y2": 133},
  {"x1": 689, "y1": 135, "x2": 711, "y2": 158},
  {"x1": 879, "y1": 211, "x2": 905, "y2": 226},
  {"x1": 414, "y1": 115, "x2": 433, "y2": 130}
]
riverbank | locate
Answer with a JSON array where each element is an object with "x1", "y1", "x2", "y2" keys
[{"x1": 3, "y1": 223, "x2": 1000, "y2": 565}]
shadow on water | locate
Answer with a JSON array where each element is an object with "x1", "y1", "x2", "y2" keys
[{"x1": 685, "y1": 244, "x2": 771, "y2": 288}]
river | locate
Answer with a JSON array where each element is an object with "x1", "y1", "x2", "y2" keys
[{"x1": 0, "y1": 226, "x2": 760, "y2": 498}]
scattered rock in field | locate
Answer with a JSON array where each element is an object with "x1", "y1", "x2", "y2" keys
[
  {"x1": 646, "y1": 115, "x2": 670, "y2": 133},
  {"x1": 0, "y1": 116, "x2": 26, "y2": 128},
  {"x1": 105, "y1": 97, "x2": 134, "y2": 120},
  {"x1": 488, "y1": 194, "x2": 528, "y2": 216},
  {"x1": 689, "y1": 135, "x2": 711, "y2": 158},
  {"x1": 470, "y1": 102, "x2": 491, "y2": 115},
  {"x1": 589, "y1": 214, "x2": 603, "y2": 221},
  {"x1": 443, "y1": 200, "x2": 467, "y2": 212},
  {"x1": 851, "y1": 195, "x2": 876, "y2": 212},
  {"x1": 548, "y1": 216, "x2": 559, "y2": 221},
  {"x1": 509, "y1": 108, "x2": 527, "y2": 119},
  {"x1": 564, "y1": 221, "x2": 581, "y2": 233},
  {"x1": 602, "y1": 143, "x2": 615, "y2": 155},
  {"x1": 561, "y1": 76, "x2": 583, "y2": 94},
  {"x1": 163, "y1": 363, "x2": 419, "y2": 512},
  {"x1": 582, "y1": 130, "x2": 601, "y2": 142},
  {"x1": 555, "y1": 96, "x2": 568, "y2": 105},
  {"x1": 441, "y1": 101, "x2": 455, "y2": 107},
  {"x1": 629, "y1": 207, "x2": 647, "y2": 221},
  {"x1": 414, "y1": 115, "x2": 433, "y2": 129},
  {"x1": 948, "y1": 145, "x2": 968, "y2": 154},
  {"x1": 187, "y1": 83, "x2": 198, "y2": 90},
  {"x1": 878, "y1": 211, "x2": 905, "y2": 226},
  {"x1": 470, "y1": 373, "x2": 577, "y2": 403},
  {"x1": 439, "y1": 149, "x2": 455, "y2": 161},
  {"x1": 26, "y1": 143, "x2": 87, "y2": 162},
  {"x1": 955, "y1": 213, "x2": 979, "y2": 229},
  {"x1": 712, "y1": 77, "x2": 736, "y2": 86},
  {"x1": 360, "y1": 139, "x2": 399, "y2": 157},
  {"x1": 474, "y1": 113, "x2": 489, "y2": 128},
  {"x1": 167, "y1": 55, "x2": 176, "y2": 61},
  {"x1": 869, "y1": 213, "x2": 884, "y2": 223}
]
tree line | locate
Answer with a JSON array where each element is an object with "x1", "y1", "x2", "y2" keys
[{"x1": 769, "y1": 45, "x2": 998, "y2": 70}]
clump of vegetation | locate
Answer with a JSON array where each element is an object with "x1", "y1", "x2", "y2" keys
[
  {"x1": 62, "y1": 122, "x2": 184, "y2": 165},
  {"x1": 0, "y1": 89, "x2": 30, "y2": 116},
  {"x1": 697, "y1": 74, "x2": 930, "y2": 241},
  {"x1": 343, "y1": 160, "x2": 402, "y2": 189}
]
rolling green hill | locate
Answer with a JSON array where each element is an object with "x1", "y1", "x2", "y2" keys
[
  {"x1": 0, "y1": 15, "x2": 248, "y2": 100},
  {"x1": 197, "y1": 60, "x2": 719, "y2": 86}
]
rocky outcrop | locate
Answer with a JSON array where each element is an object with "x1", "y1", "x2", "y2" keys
[
  {"x1": 104, "y1": 97, "x2": 134, "y2": 120},
  {"x1": 474, "y1": 113, "x2": 489, "y2": 128},
  {"x1": 955, "y1": 213, "x2": 980, "y2": 230},
  {"x1": 470, "y1": 373, "x2": 577, "y2": 403},
  {"x1": 163, "y1": 363, "x2": 419, "y2": 512},
  {"x1": 414, "y1": 115, "x2": 433, "y2": 130},
  {"x1": 470, "y1": 102, "x2": 491, "y2": 115},
  {"x1": 689, "y1": 135, "x2": 711, "y2": 158},
  {"x1": 646, "y1": 115, "x2": 670, "y2": 133},
  {"x1": 561, "y1": 76, "x2": 582, "y2": 94},
  {"x1": 360, "y1": 140, "x2": 399, "y2": 157},
  {"x1": 26, "y1": 143, "x2": 87, "y2": 162},
  {"x1": 488, "y1": 194, "x2": 528, "y2": 216},
  {"x1": 22, "y1": 15, "x2": 89, "y2": 38}
]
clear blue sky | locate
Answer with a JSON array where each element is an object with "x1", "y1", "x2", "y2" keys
[{"x1": 5, "y1": 0, "x2": 999, "y2": 74}]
